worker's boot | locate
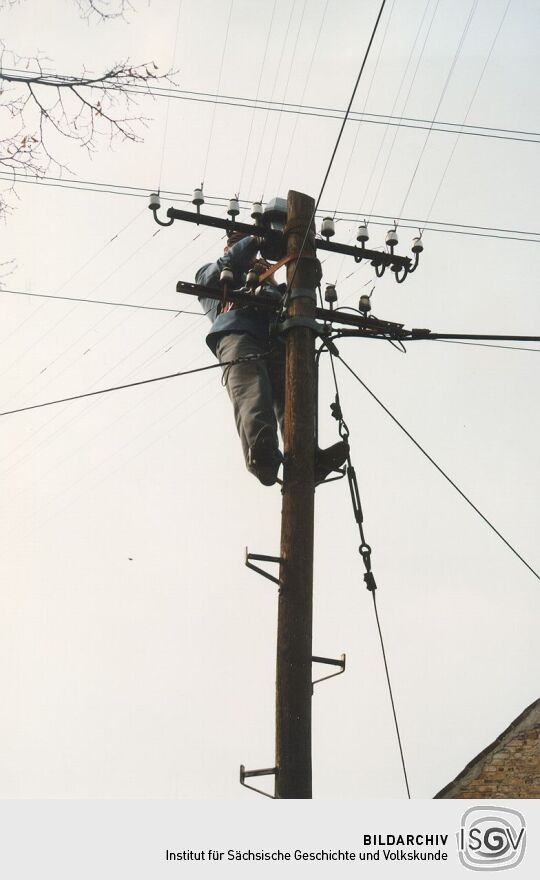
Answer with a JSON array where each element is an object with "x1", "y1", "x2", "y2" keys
[
  {"x1": 248, "y1": 430, "x2": 281, "y2": 486},
  {"x1": 314, "y1": 439, "x2": 349, "y2": 484}
]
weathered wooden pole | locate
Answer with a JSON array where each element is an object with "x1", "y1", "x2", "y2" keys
[{"x1": 275, "y1": 190, "x2": 318, "y2": 799}]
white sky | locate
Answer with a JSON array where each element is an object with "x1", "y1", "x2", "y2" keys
[{"x1": 0, "y1": 0, "x2": 538, "y2": 799}]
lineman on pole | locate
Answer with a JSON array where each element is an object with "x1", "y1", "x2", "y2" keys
[{"x1": 196, "y1": 231, "x2": 348, "y2": 486}]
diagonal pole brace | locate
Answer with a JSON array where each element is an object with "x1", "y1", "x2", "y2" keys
[
  {"x1": 245, "y1": 548, "x2": 282, "y2": 586},
  {"x1": 312, "y1": 653, "x2": 346, "y2": 689},
  {"x1": 239, "y1": 764, "x2": 277, "y2": 799}
]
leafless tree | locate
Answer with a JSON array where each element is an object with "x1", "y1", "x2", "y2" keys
[
  {"x1": 75, "y1": 0, "x2": 135, "y2": 21},
  {"x1": 0, "y1": 0, "x2": 174, "y2": 221}
]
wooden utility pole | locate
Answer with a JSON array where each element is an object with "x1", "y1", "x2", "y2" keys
[{"x1": 275, "y1": 191, "x2": 318, "y2": 799}]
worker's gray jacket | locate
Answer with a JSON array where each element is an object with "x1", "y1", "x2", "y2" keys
[{"x1": 196, "y1": 236, "x2": 283, "y2": 354}]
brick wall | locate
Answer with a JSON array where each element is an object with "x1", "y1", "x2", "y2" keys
[{"x1": 435, "y1": 699, "x2": 540, "y2": 799}]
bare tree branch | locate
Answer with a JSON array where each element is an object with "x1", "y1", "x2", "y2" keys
[
  {"x1": 0, "y1": 0, "x2": 133, "y2": 18},
  {"x1": 75, "y1": 0, "x2": 135, "y2": 22},
  {"x1": 0, "y1": 2, "x2": 175, "y2": 219}
]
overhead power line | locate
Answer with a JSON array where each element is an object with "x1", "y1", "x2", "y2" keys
[
  {"x1": 435, "y1": 339, "x2": 540, "y2": 354},
  {"x1": 0, "y1": 355, "x2": 266, "y2": 418},
  {"x1": 157, "y1": 0, "x2": 185, "y2": 191},
  {"x1": 337, "y1": 353, "x2": 539, "y2": 582},
  {"x1": 2, "y1": 171, "x2": 538, "y2": 244},
  {"x1": 287, "y1": 0, "x2": 390, "y2": 296},
  {"x1": 0, "y1": 287, "x2": 202, "y2": 315},
  {"x1": 327, "y1": 351, "x2": 411, "y2": 798},
  {"x1": 423, "y1": 0, "x2": 513, "y2": 226},
  {"x1": 3, "y1": 67, "x2": 538, "y2": 143},
  {"x1": 398, "y1": 0, "x2": 481, "y2": 219}
]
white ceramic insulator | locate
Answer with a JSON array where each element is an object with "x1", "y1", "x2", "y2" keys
[
  {"x1": 359, "y1": 295, "x2": 371, "y2": 312},
  {"x1": 386, "y1": 229, "x2": 398, "y2": 247},
  {"x1": 325, "y1": 283, "x2": 337, "y2": 303},
  {"x1": 412, "y1": 236, "x2": 424, "y2": 253},
  {"x1": 149, "y1": 192, "x2": 161, "y2": 210},
  {"x1": 228, "y1": 198, "x2": 240, "y2": 217},
  {"x1": 192, "y1": 187, "x2": 204, "y2": 206},
  {"x1": 251, "y1": 201, "x2": 263, "y2": 220},
  {"x1": 356, "y1": 224, "x2": 369, "y2": 242},
  {"x1": 321, "y1": 217, "x2": 335, "y2": 238}
]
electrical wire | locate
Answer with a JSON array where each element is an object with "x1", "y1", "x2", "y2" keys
[
  {"x1": 336, "y1": 352, "x2": 539, "y2": 582},
  {"x1": 0, "y1": 217, "x2": 155, "y2": 390},
  {"x1": 247, "y1": 0, "x2": 298, "y2": 199},
  {"x1": 397, "y1": 0, "x2": 480, "y2": 219},
  {"x1": 334, "y1": 0, "x2": 432, "y2": 284},
  {"x1": 157, "y1": 0, "x2": 184, "y2": 191},
  {"x1": 0, "y1": 226, "x2": 165, "y2": 395},
  {"x1": 261, "y1": 0, "x2": 308, "y2": 197},
  {"x1": 277, "y1": 0, "x2": 329, "y2": 194},
  {"x1": 370, "y1": 590, "x2": 411, "y2": 798},
  {"x1": 0, "y1": 355, "x2": 267, "y2": 418},
  {"x1": 0, "y1": 287, "x2": 203, "y2": 315},
  {"x1": 8, "y1": 66, "x2": 538, "y2": 143},
  {"x1": 435, "y1": 339, "x2": 540, "y2": 354},
  {"x1": 237, "y1": 0, "x2": 278, "y2": 196},
  {"x1": 0, "y1": 233, "x2": 218, "y2": 474},
  {"x1": 333, "y1": 0, "x2": 398, "y2": 219},
  {"x1": 35, "y1": 376, "x2": 224, "y2": 530},
  {"x1": 201, "y1": 0, "x2": 235, "y2": 185},
  {"x1": 424, "y1": 0, "x2": 512, "y2": 225},
  {"x1": 286, "y1": 0, "x2": 389, "y2": 300},
  {"x1": 325, "y1": 206, "x2": 540, "y2": 242},
  {"x1": 0, "y1": 206, "x2": 145, "y2": 347},
  {"x1": 326, "y1": 349, "x2": 411, "y2": 797},
  {"x1": 0, "y1": 232, "x2": 216, "y2": 476},
  {"x1": 364, "y1": 0, "x2": 441, "y2": 221},
  {"x1": 3, "y1": 170, "x2": 538, "y2": 243},
  {"x1": 2, "y1": 228, "x2": 204, "y2": 407}
]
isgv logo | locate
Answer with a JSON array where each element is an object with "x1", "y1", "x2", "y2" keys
[{"x1": 458, "y1": 806, "x2": 526, "y2": 871}]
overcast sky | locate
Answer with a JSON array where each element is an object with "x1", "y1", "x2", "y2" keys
[{"x1": 0, "y1": 0, "x2": 538, "y2": 800}]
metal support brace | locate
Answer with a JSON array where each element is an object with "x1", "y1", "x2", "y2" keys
[
  {"x1": 245, "y1": 549, "x2": 281, "y2": 586},
  {"x1": 239, "y1": 765, "x2": 277, "y2": 799},
  {"x1": 277, "y1": 316, "x2": 324, "y2": 336},
  {"x1": 312, "y1": 654, "x2": 346, "y2": 688},
  {"x1": 288, "y1": 286, "x2": 317, "y2": 302}
]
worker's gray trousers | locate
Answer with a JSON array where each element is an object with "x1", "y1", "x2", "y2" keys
[{"x1": 215, "y1": 332, "x2": 285, "y2": 470}]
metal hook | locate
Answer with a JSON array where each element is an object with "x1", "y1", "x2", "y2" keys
[{"x1": 150, "y1": 207, "x2": 174, "y2": 227}]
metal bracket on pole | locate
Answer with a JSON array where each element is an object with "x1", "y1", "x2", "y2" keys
[
  {"x1": 239, "y1": 764, "x2": 277, "y2": 799},
  {"x1": 317, "y1": 467, "x2": 347, "y2": 487},
  {"x1": 245, "y1": 548, "x2": 281, "y2": 586},
  {"x1": 288, "y1": 286, "x2": 317, "y2": 302},
  {"x1": 312, "y1": 654, "x2": 346, "y2": 689},
  {"x1": 277, "y1": 317, "x2": 325, "y2": 336}
]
